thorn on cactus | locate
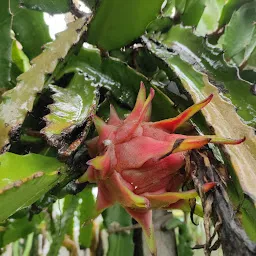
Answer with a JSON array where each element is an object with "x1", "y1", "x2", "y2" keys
[{"x1": 79, "y1": 82, "x2": 245, "y2": 255}]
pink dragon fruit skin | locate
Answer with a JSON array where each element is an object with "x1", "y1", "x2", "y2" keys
[{"x1": 79, "y1": 82, "x2": 245, "y2": 255}]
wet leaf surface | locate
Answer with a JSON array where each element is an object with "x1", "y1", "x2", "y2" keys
[
  {"x1": 144, "y1": 34, "x2": 256, "y2": 200},
  {"x1": 147, "y1": 25, "x2": 256, "y2": 126},
  {"x1": 57, "y1": 47, "x2": 178, "y2": 121},
  {"x1": 0, "y1": 18, "x2": 87, "y2": 152},
  {"x1": 41, "y1": 72, "x2": 98, "y2": 148}
]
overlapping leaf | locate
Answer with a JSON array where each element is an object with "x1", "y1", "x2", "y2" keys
[
  {"x1": 11, "y1": 0, "x2": 51, "y2": 59},
  {"x1": 143, "y1": 27, "x2": 256, "y2": 200},
  {"x1": 87, "y1": 0, "x2": 165, "y2": 50},
  {"x1": 0, "y1": 17, "x2": 87, "y2": 152},
  {"x1": 0, "y1": 1, "x2": 12, "y2": 90},
  {"x1": 149, "y1": 25, "x2": 256, "y2": 126},
  {"x1": 219, "y1": 2, "x2": 256, "y2": 70},
  {"x1": 57, "y1": 47, "x2": 178, "y2": 121},
  {"x1": 41, "y1": 72, "x2": 98, "y2": 149},
  {"x1": 0, "y1": 153, "x2": 67, "y2": 222},
  {"x1": 19, "y1": 0, "x2": 71, "y2": 14},
  {"x1": 78, "y1": 187, "x2": 96, "y2": 249},
  {"x1": 103, "y1": 204, "x2": 134, "y2": 256}
]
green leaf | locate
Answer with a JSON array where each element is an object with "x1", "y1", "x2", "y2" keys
[
  {"x1": 144, "y1": 28, "x2": 256, "y2": 199},
  {"x1": 0, "y1": 213, "x2": 43, "y2": 247},
  {"x1": 41, "y1": 72, "x2": 98, "y2": 148},
  {"x1": 220, "y1": 2, "x2": 256, "y2": 69},
  {"x1": 0, "y1": 0, "x2": 12, "y2": 89},
  {"x1": 87, "y1": 0, "x2": 165, "y2": 50},
  {"x1": 20, "y1": 0, "x2": 71, "y2": 14},
  {"x1": 11, "y1": 0, "x2": 51, "y2": 59},
  {"x1": 218, "y1": 0, "x2": 253, "y2": 27},
  {"x1": 103, "y1": 204, "x2": 134, "y2": 256},
  {"x1": 57, "y1": 47, "x2": 178, "y2": 121},
  {"x1": 181, "y1": 0, "x2": 206, "y2": 27},
  {"x1": 47, "y1": 196, "x2": 79, "y2": 256},
  {"x1": 78, "y1": 187, "x2": 96, "y2": 248},
  {"x1": 0, "y1": 153, "x2": 67, "y2": 222},
  {"x1": 0, "y1": 17, "x2": 87, "y2": 151},
  {"x1": 150, "y1": 25, "x2": 256, "y2": 126},
  {"x1": 196, "y1": 0, "x2": 226, "y2": 36},
  {"x1": 12, "y1": 40, "x2": 31, "y2": 73}
]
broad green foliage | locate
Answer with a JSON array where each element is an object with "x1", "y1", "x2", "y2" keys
[
  {"x1": 0, "y1": 1, "x2": 12, "y2": 89},
  {"x1": 20, "y1": 0, "x2": 71, "y2": 14},
  {"x1": 11, "y1": 0, "x2": 51, "y2": 59},
  {"x1": 103, "y1": 204, "x2": 134, "y2": 256},
  {"x1": 42, "y1": 73, "x2": 98, "y2": 144},
  {"x1": 196, "y1": 0, "x2": 226, "y2": 35},
  {"x1": 47, "y1": 196, "x2": 79, "y2": 256},
  {"x1": 0, "y1": 153, "x2": 67, "y2": 222},
  {"x1": 12, "y1": 40, "x2": 31, "y2": 73},
  {"x1": 149, "y1": 25, "x2": 256, "y2": 126},
  {"x1": 57, "y1": 47, "x2": 178, "y2": 121},
  {"x1": 87, "y1": 0, "x2": 165, "y2": 50},
  {"x1": 0, "y1": 0, "x2": 256, "y2": 253},
  {"x1": 219, "y1": 1, "x2": 256, "y2": 70},
  {"x1": 79, "y1": 188, "x2": 96, "y2": 248},
  {"x1": 144, "y1": 32, "x2": 256, "y2": 199},
  {"x1": 0, "y1": 17, "x2": 87, "y2": 151}
]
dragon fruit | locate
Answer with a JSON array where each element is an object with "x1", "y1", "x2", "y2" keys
[{"x1": 79, "y1": 82, "x2": 245, "y2": 255}]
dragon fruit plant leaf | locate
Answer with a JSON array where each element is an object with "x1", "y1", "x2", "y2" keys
[
  {"x1": 0, "y1": 0, "x2": 12, "y2": 90},
  {"x1": 12, "y1": 40, "x2": 31, "y2": 73},
  {"x1": 145, "y1": 25, "x2": 256, "y2": 126},
  {"x1": 218, "y1": 0, "x2": 252, "y2": 27},
  {"x1": 0, "y1": 153, "x2": 67, "y2": 222},
  {"x1": 41, "y1": 72, "x2": 98, "y2": 149},
  {"x1": 0, "y1": 17, "x2": 87, "y2": 152},
  {"x1": 87, "y1": 0, "x2": 165, "y2": 50},
  {"x1": 79, "y1": 82, "x2": 244, "y2": 254},
  {"x1": 56, "y1": 47, "x2": 178, "y2": 121},
  {"x1": 47, "y1": 195, "x2": 79, "y2": 256},
  {"x1": 103, "y1": 204, "x2": 134, "y2": 256},
  {"x1": 143, "y1": 29, "x2": 256, "y2": 201},
  {"x1": 20, "y1": 0, "x2": 71, "y2": 14},
  {"x1": 78, "y1": 187, "x2": 96, "y2": 249},
  {"x1": 196, "y1": 0, "x2": 226, "y2": 36},
  {"x1": 219, "y1": 2, "x2": 256, "y2": 70},
  {"x1": 11, "y1": 0, "x2": 51, "y2": 59}
]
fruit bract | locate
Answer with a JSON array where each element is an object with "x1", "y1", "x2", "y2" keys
[{"x1": 79, "y1": 82, "x2": 245, "y2": 255}]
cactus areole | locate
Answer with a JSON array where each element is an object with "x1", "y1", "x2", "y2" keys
[{"x1": 79, "y1": 82, "x2": 245, "y2": 255}]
